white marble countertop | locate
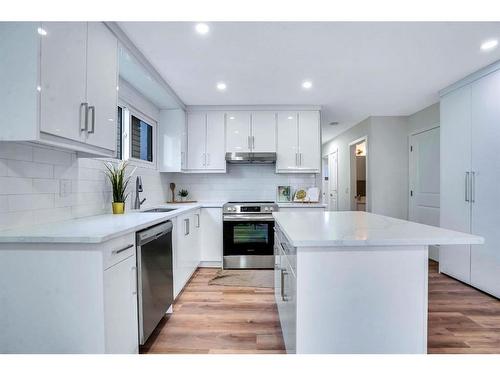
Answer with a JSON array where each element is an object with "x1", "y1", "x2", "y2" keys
[
  {"x1": 273, "y1": 211, "x2": 484, "y2": 248},
  {"x1": 0, "y1": 202, "x2": 224, "y2": 244}
]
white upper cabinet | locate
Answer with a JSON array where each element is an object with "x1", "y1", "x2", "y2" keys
[
  {"x1": 276, "y1": 112, "x2": 299, "y2": 171},
  {"x1": 85, "y1": 22, "x2": 118, "y2": 151},
  {"x1": 297, "y1": 111, "x2": 321, "y2": 171},
  {"x1": 251, "y1": 111, "x2": 276, "y2": 152},
  {"x1": 0, "y1": 22, "x2": 118, "y2": 157},
  {"x1": 276, "y1": 111, "x2": 320, "y2": 173},
  {"x1": 185, "y1": 111, "x2": 226, "y2": 173},
  {"x1": 187, "y1": 112, "x2": 207, "y2": 170},
  {"x1": 226, "y1": 112, "x2": 251, "y2": 152},
  {"x1": 205, "y1": 112, "x2": 226, "y2": 171},
  {"x1": 158, "y1": 108, "x2": 187, "y2": 172},
  {"x1": 39, "y1": 22, "x2": 88, "y2": 144},
  {"x1": 226, "y1": 111, "x2": 276, "y2": 153}
]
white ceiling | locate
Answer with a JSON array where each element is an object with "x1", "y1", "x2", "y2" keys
[{"x1": 118, "y1": 22, "x2": 500, "y2": 143}]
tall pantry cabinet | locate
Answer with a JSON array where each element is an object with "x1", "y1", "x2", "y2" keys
[{"x1": 440, "y1": 66, "x2": 500, "y2": 298}]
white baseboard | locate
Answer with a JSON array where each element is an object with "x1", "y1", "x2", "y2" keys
[{"x1": 199, "y1": 261, "x2": 222, "y2": 268}]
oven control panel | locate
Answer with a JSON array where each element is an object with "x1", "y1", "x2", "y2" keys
[{"x1": 223, "y1": 202, "x2": 279, "y2": 214}]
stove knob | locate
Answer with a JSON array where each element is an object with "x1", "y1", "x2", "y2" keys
[
  {"x1": 264, "y1": 207, "x2": 269, "y2": 211},
  {"x1": 269, "y1": 207, "x2": 274, "y2": 211}
]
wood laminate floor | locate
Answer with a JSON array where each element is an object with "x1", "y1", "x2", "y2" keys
[{"x1": 141, "y1": 261, "x2": 500, "y2": 354}]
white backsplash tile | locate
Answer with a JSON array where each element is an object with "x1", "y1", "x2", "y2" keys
[
  {"x1": 0, "y1": 142, "x2": 171, "y2": 230},
  {"x1": 168, "y1": 164, "x2": 319, "y2": 202}
]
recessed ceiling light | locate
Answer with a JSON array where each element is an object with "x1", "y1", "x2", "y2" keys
[
  {"x1": 216, "y1": 82, "x2": 227, "y2": 91},
  {"x1": 229, "y1": 116, "x2": 235, "y2": 120},
  {"x1": 195, "y1": 23, "x2": 210, "y2": 35},
  {"x1": 302, "y1": 80, "x2": 313, "y2": 89},
  {"x1": 481, "y1": 39, "x2": 498, "y2": 51},
  {"x1": 37, "y1": 27, "x2": 47, "y2": 36},
  {"x1": 287, "y1": 116, "x2": 294, "y2": 120}
]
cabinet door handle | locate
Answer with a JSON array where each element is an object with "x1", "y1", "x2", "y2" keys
[
  {"x1": 112, "y1": 243, "x2": 134, "y2": 255},
  {"x1": 299, "y1": 152, "x2": 302, "y2": 166},
  {"x1": 295, "y1": 153, "x2": 298, "y2": 166},
  {"x1": 196, "y1": 213, "x2": 200, "y2": 228},
  {"x1": 207, "y1": 153, "x2": 210, "y2": 166},
  {"x1": 471, "y1": 171, "x2": 475, "y2": 203},
  {"x1": 87, "y1": 105, "x2": 95, "y2": 134},
  {"x1": 252, "y1": 136, "x2": 255, "y2": 150},
  {"x1": 80, "y1": 102, "x2": 88, "y2": 132},
  {"x1": 465, "y1": 172, "x2": 470, "y2": 202},
  {"x1": 184, "y1": 218, "x2": 190, "y2": 235},
  {"x1": 202, "y1": 153, "x2": 206, "y2": 167},
  {"x1": 281, "y1": 269, "x2": 290, "y2": 301}
]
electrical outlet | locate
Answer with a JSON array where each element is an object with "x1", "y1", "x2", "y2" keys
[{"x1": 59, "y1": 179, "x2": 72, "y2": 197}]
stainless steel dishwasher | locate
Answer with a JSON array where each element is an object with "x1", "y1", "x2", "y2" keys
[{"x1": 136, "y1": 221, "x2": 173, "y2": 345}]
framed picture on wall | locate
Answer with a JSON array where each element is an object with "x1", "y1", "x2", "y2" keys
[{"x1": 277, "y1": 186, "x2": 291, "y2": 202}]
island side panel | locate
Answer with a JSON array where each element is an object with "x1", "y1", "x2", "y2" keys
[
  {"x1": 0, "y1": 247, "x2": 106, "y2": 353},
  {"x1": 295, "y1": 245, "x2": 428, "y2": 354}
]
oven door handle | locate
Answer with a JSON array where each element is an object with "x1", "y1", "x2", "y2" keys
[{"x1": 224, "y1": 215, "x2": 275, "y2": 222}]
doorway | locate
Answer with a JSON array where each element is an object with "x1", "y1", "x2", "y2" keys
[
  {"x1": 349, "y1": 137, "x2": 367, "y2": 211},
  {"x1": 409, "y1": 126, "x2": 440, "y2": 261},
  {"x1": 322, "y1": 150, "x2": 338, "y2": 211}
]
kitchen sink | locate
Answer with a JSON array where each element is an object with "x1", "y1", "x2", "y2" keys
[{"x1": 142, "y1": 208, "x2": 178, "y2": 213}]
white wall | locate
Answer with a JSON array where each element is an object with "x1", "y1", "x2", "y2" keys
[
  {"x1": 168, "y1": 164, "x2": 319, "y2": 202},
  {"x1": 322, "y1": 103, "x2": 440, "y2": 220}
]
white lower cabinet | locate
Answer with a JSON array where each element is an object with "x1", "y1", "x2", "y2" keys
[
  {"x1": 274, "y1": 229, "x2": 297, "y2": 354},
  {"x1": 173, "y1": 209, "x2": 202, "y2": 298},
  {"x1": 200, "y1": 207, "x2": 223, "y2": 266},
  {"x1": 0, "y1": 233, "x2": 138, "y2": 353},
  {"x1": 104, "y1": 253, "x2": 139, "y2": 354}
]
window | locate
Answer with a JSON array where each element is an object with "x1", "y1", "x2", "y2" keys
[
  {"x1": 116, "y1": 106, "x2": 123, "y2": 159},
  {"x1": 130, "y1": 115, "x2": 153, "y2": 163}
]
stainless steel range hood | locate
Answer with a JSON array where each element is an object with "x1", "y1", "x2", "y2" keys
[{"x1": 225, "y1": 152, "x2": 277, "y2": 164}]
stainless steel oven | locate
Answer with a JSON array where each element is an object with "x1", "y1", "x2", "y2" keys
[{"x1": 223, "y1": 201, "x2": 278, "y2": 269}]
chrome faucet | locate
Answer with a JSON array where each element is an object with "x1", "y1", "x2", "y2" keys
[{"x1": 134, "y1": 176, "x2": 146, "y2": 210}]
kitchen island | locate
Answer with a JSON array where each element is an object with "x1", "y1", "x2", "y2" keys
[{"x1": 272, "y1": 211, "x2": 484, "y2": 354}]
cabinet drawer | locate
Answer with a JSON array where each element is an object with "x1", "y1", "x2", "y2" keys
[{"x1": 103, "y1": 233, "x2": 136, "y2": 270}]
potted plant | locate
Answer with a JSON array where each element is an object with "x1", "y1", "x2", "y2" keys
[
  {"x1": 103, "y1": 161, "x2": 136, "y2": 214},
  {"x1": 177, "y1": 189, "x2": 189, "y2": 202}
]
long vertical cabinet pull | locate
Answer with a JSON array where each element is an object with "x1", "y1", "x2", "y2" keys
[
  {"x1": 252, "y1": 136, "x2": 255, "y2": 150},
  {"x1": 196, "y1": 213, "x2": 200, "y2": 228},
  {"x1": 465, "y1": 172, "x2": 470, "y2": 202},
  {"x1": 184, "y1": 218, "x2": 190, "y2": 236},
  {"x1": 80, "y1": 102, "x2": 88, "y2": 132},
  {"x1": 87, "y1": 106, "x2": 96, "y2": 134},
  {"x1": 131, "y1": 266, "x2": 138, "y2": 296},
  {"x1": 471, "y1": 171, "x2": 475, "y2": 203},
  {"x1": 248, "y1": 136, "x2": 252, "y2": 150}
]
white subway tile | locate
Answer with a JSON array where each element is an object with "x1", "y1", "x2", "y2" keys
[
  {"x1": 0, "y1": 143, "x2": 33, "y2": 161},
  {"x1": 0, "y1": 159, "x2": 7, "y2": 176},
  {"x1": 7, "y1": 160, "x2": 54, "y2": 178},
  {"x1": 33, "y1": 178, "x2": 59, "y2": 194},
  {"x1": 0, "y1": 196, "x2": 8, "y2": 212},
  {"x1": 0, "y1": 177, "x2": 33, "y2": 195},
  {"x1": 33, "y1": 146, "x2": 72, "y2": 166}
]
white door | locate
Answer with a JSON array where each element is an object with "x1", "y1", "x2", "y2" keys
[
  {"x1": 328, "y1": 151, "x2": 338, "y2": 211},
  {"x1": 297, "y1": 111, "x2": 321, "y2": 172},
  {"x1": 439, "y1": 85, "x2": 472, "y2": 283},
  {"x1": 276, "y1": 112, "x2": 298, "y2": 171},
  {"x1": 186, "y1": 112, "x2": 207, "y2": 170},
  {"x1": 470, "y1": 70, "x2": 500, "y2": 298},
  {"x1": 226, "y1": 111, "x2": 251, "y2": 152},
  {"x1": 251, "y1": 111, "x2": 276, "y2": 152},
  {"x1": 39, "y1": 22, "x2": 87, "y2": 143},
  {"x1": 205, "y1": 111, "x2": 226, "y2": 171},
  {"x1": 409, "y1": 127, "x2": 440, "y2": 261},
  {"x1": 85, "y1": 22, "x2": 118, "y2": 151},
  {"x1": 104, "y1": 255, "x2": 139, "y2": 354}
]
